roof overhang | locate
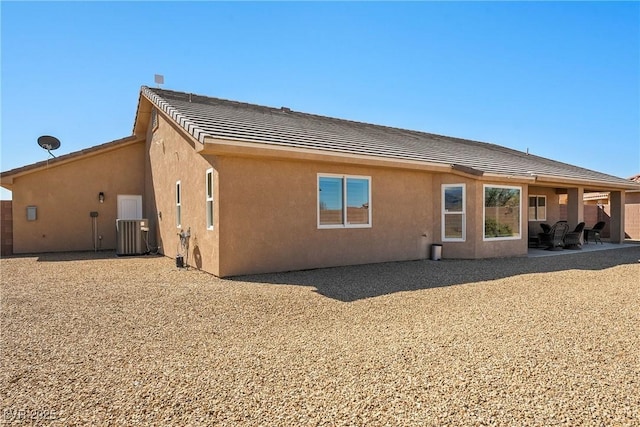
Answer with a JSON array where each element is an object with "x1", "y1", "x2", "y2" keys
[{"x1": 532, "y1": 173, "x2": 640, "y2": 192}]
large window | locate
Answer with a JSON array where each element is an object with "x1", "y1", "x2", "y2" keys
[
  {"x1": 318, "y1": 174, "x2": 371, "y2": 228},
  {"x1": 484, "y1": 185, "x2": 521, "y2": 240},
  {"x1": 206, "y1": 169, "x2": 214, "y2": 230},
  {"x1": 442, "y1": 184, "x2": 466, "y2": 241},
  {"x1": 528, "y1": 195, "x2": 546, "y2": 221},
  {"x1": 176, "y1": 180, "x2": 182, "y2": 228}
]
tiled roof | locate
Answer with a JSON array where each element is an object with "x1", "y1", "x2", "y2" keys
[{"x1": 142, "y1": 86, "x2": 635, "y2": 188}]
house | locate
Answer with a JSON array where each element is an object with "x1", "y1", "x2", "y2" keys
[{"x1": 2, "y1": 87, "x2": 638, "y2": 276}]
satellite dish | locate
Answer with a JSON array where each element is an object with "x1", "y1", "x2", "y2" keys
[{"x1": 37, "y1": 135, "x2": 61, "y2": 158}]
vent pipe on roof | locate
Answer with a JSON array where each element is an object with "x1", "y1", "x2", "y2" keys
[
  {"x1": 280, "y1": 107, "x2": 291, "y2": 113},
  {"x1": 189, "y1": 93, "x2": 192, "y2": 103}
]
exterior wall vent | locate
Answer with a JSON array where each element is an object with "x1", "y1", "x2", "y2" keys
[{"x1": 116, "y1": 219, "x2": 148, "y2": 256}]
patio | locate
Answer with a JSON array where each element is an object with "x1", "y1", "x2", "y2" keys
[{"x1": 528, "y1": 239, "x2": 640, "y2": 258}]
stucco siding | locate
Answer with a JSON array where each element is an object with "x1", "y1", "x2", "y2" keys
[
  {"x1": 11, "y1": 142, "x2": 145, "y2": 253},
  {"x1": 217, "y1": 157, "x2": 437, "y2": 276},
  {"x1": 145, "y1": 111, "x2": 220, "y2": 274}
]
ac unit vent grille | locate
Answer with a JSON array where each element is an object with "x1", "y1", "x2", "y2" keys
[{"x1": 116, "y1": 219, "x2": 147, "y2": 256}]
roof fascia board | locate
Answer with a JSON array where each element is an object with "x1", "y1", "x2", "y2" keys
[
  {"x1": 480, "y1": 172, "x2": 537, "y2": 184},
  {"x1": 201, "y1": 137, "x2": 454, "y2": 173},
  {"x1": 534, "y1": 173, "x2": 640, "y2": 191},
  {"x1": 133, "y1": 94, "x2": 152, "y2": 137}
]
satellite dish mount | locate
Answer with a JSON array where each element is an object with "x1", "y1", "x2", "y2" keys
[{"x1": 37, "y1": 135, "x2": 61, "y2": 158}]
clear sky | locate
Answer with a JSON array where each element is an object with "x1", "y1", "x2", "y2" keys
[{"x1": 1, "y1": 1, "x2": 639, "y2": 200}]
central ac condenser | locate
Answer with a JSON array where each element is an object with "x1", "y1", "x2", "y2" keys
[{"x1": 116, "y1": 219, "x2": 148, "y2": 256}]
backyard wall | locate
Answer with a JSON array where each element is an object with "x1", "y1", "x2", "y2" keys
[
  {"x1": 624, "y1": 192, "x2": 640, "y2": 239},
  {"x1": 560, "y1": 204, "x2": 611, "y2": 237},
  {"x1": 1, "y1": 200, "x2": 12, "y2": 256}
]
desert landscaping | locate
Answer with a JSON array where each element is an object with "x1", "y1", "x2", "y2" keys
[{"x1": 2, "y1": 247, "x2": 639, "y2": 425}]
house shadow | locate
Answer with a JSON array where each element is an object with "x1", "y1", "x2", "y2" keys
[
  {"x1": 33, "y1": 250, "x2": 161, "y2": 262},
  {"x1": 231, "y1": 246, "x2": 640, "y2": 302}
]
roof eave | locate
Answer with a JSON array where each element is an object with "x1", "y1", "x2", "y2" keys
[{"x1": 534, "y1": 173, "x2": 640, "y2": 191}]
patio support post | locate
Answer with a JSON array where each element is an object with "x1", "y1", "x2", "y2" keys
[
  {"x1": 609, "y1": 191, "x2": 625, "y2": 243},
  {"x1": 567, "y1": 187, "x2": 584, "y2": 228}
]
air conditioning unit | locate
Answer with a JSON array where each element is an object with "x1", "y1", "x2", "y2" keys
[{"x1": 116, "y1": 219, "x2": 148, "y2": 256}]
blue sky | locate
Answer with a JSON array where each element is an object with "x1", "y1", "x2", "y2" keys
[{"x1": 1, "y1": 2, "x2": 639, "y2": 199}]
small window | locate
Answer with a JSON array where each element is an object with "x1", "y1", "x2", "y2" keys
[
  {"x1": 176, "y1": 181, "x2": 181, "y2": 228},
  {"x1": 206, "y1": 169, "x2": 214, "y2": 230},
  {"x1": 26, "y1": 206, "x2": 37, "y2": 221},
  {"x1": 484, "y1": 185, "x2": 521, "y2": 240},
  {"x1": 318, "y1": 174, "x2": 371, "y2": 228},
  {"x1": 442, "y1": 184, "x2": 466, "y2": 241},
  {"x1": 528, "y1": 195, "x2": 546, "y2": 221}
]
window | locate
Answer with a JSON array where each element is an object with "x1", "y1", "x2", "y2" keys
[
  {"x1": 528, "y1": 195, "x2": 546, "y2": 221},
  {"x1": 442, "y1": 184, "x2": 465, "y2": 241},
  {"x1": 483, "y1": 185, "x2": 521, "y2": 240},
  {"x1": 318, "y1": 174, "x2": 371, "y2": 228},
  {"x1": 176, "y1": 181, "x2": 181, "y2": 228},
  {"x1": 206, "y1": 169, "x2": 214, "y2": 230}
]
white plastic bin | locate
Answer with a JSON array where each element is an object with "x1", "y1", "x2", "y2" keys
[{"x1": 431, "y1": 244, "x2": 442, "y2": 261}]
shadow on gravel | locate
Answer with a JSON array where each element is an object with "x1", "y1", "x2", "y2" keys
[
  {"x1": 32, "y1": 251, "x2": 160, "y2": 262},
  {"x1": 232, "y1": 246, "x2": 640, "y2": 302}
]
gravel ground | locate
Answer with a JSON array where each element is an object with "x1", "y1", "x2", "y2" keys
[{"x1": 1, "y1": 248, "x2": 639, "y2": 426}]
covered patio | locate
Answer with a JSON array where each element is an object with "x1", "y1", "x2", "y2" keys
[{"x1": 528, "y1": 239, "x2": 640, "y2": 258}]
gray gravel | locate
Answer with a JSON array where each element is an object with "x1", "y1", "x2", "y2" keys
[{"x1": 2, "y1": 248, "x2": 639, "y2": 426}]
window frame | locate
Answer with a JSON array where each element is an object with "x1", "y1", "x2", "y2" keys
[
  {"x1": 442, "y1": 183, "x2": 466, "y2": 242},
  {"x1": 483, "y1": 184, "x2": 522, "y2": 241},
  {"x1": 176, "y1": 180, "x2": 182, "y2": 228},
  {"x1": 528, "y1": 195, "x2": 547, "y2": 221},
  {"x1": 317, "y1": 173, "x2": 372, "y2": 229},
  {"x1": 206, "y1": 169, "x2": 214, "y2": 230}
]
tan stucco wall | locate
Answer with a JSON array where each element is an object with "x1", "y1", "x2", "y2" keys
[
  {"x1": 11, "y1": 142, "x2": 145, "y2": 253},
  {"x1": 216, "y1": 157, "x2": 435, "y2": 276},
  {"x1": 145, "y1": 110, "x2": 219, "y2": 274}
]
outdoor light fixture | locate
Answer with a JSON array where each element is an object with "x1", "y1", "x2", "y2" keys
[{"x1": 99, "y1": 192, "x2": 105, "y2": 203}]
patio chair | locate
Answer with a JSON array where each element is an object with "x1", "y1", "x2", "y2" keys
[
  {"x1": 584, "y1": 221, "x2": 605, "y2": 244},
  {"x1": 563, "y1": 222, "x2": 585, "y2": 249},
  {"x1": 538, "y1": 221, "x2": 569, "y2": 250},
  {"x1": 540, "y1": 223, "x2": 551, "y2": 234}
]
